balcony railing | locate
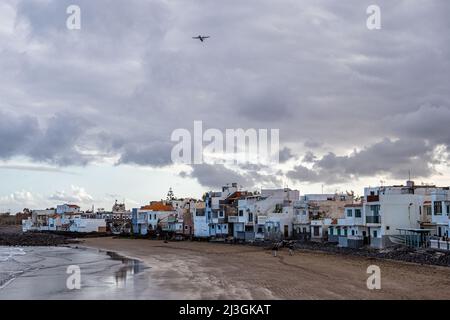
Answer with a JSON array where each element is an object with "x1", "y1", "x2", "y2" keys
[
  {"x1": 257, "y1": 216, "x2": 267, "y2": 225},
  {"x1": 366, "y1": 216, "x2": 381, "y2": 224},
  {"x1": 366, "y1": 195, "x2": 379, "y2": 202}
]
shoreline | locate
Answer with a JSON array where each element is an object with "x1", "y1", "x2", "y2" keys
[
  {"x1": 2, "y1": 222, "x2": 449, "y2": 268},
  {"x1": 0, "y1": 245, "x2": 153, "y2": 300}
]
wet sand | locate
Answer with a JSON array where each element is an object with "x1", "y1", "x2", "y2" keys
[
  {"x1": 80, "y1": 237, "x2": 450, "y2": 300},
  {"x1": 0, "y1": 246, "x2": 150, "y2": 299}
]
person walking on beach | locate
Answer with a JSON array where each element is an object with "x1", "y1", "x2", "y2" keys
[
  {"x1": 288, "y1": 241, "x2": 295, "y2": 256},
  {"x1": 272, "y1": 242, "x2": 279, "y2": 257}
]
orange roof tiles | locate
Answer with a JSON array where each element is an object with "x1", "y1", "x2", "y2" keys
[{"x1": 140, "y1": 201, "x2": 174, "y2": 211}]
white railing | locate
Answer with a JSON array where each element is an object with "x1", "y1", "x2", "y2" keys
[
  {"x1": 257, "y1": 215, "x2": 267, "y2": 224},
  {"x1": 430, "y1": 239, "x2": 450, "y2": 251}
]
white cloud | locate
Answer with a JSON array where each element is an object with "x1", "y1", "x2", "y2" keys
[
  {"x1": 0, "y1": 190, "x2": 38, "y2": 212},
  {"x1": 49, "y1": 185, "x2": 93, "y2": 204}
]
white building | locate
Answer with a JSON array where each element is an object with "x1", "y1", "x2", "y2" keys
[
  {"x1": 431, "y1": 189, "x2": 450, "y2": 238},
  {"x1": 134, "y1": 202, "x2": 176, "y2": 236},
  {"x1": 56, "y1": 204, "x2": 80, "y2": 215},
  {"x1": 235, "y1": 188, "x2": 299, "y2": 241},
  {"x1": 362, "y1": 181, "x2": 436, "y2": 248},
  {"x1": 310, "y1": 218, "x2": 332, "y2": 241},
  {"x1": 328, "y1": 203, "x2": 366, "y2": 248},
  {"x1": 193, "y1": 183, "x2": 239, "y2": 238}
]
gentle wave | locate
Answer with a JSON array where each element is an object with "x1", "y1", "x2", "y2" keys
[
  {"x1": 0, "y1": 247, "x2": 26, "y2": 262},
  {"x1": 0, "y1": 247, "x2": 27, "y2": 289}
]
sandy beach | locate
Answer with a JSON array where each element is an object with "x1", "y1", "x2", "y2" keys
[{"x1": 80, "y1": 237, "x2": 450, "y2": 300}]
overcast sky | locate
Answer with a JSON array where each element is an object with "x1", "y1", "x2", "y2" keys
[{"x1": 1, "y1": 0, "x2": 450, "y2": 212}]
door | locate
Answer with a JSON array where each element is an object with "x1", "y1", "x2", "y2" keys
[
  {"x1": 362, "y1": 230, "x2": 369, "y2": 245},
  {"x1": 284, "y1": 225, "x2": 289, "y2": 238},
  {"x1": 313, "y1": 226, "x2": 320, "y2": 237}
]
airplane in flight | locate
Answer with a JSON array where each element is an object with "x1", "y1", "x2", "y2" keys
[{"x1": 192, "y1": 35, "x2": 210, "y2": 42}]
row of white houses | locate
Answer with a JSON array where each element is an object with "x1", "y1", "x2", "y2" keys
[
  {"x1": 22, "y1": 205, "x2": 108, "y2": 233},
  {"x1": 192, "y1": 181, "x2": 450, "y2": 249},
  {"x1": 21, "y1": 181, "x2": 450, "y2": 250}
]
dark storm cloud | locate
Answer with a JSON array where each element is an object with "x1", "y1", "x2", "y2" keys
[
  {"x1": 0, "y1": 111, "x2": 39, "y2": 158},
  {"x1": 1, "y1": 0, "x2": 449, "y2": 185},
  {"x1": 183, "y1": 164, "x2": 282, "y2": 190},
  {"x1": 0, "y1": 111, "x2": 92, "y2": 166},
  {"x1": 118, "y1": 141, "x2": 174, "y2": 167},
  {"x1": 185, "y1": 164, "x2": 254, "y2": 190},
  {"x1": 389, "y1": 104, "x2": 450, "y2": 148},
  {"x1": 302, "y1": 151, "x2": 317, "y2": 163},
  {"x1": 288, "y1": 138, "x2": 437, "y2": 184},
  {"x1": 279, "y1": 147, "x2": 295, "y2": 163}
]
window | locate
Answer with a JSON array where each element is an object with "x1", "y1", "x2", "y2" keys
[
  {"x1": 351, "y1": 230, "x2": 355, "y2": 236},
  {"x1": 373, "y1": 230, "x2": 378, "y2": 238},
  {"x1": 219, "y1": 211, "x2": 224, "y2": 218},
  {"x1": 184, "y1": 225, "x2": 189, "y2": 230},
  {"x1": 258, "y1": 227, "x2": 263, "y2": 233},
  {"x1": 434, "y1": 201, "x2": 442, "y2": 215},
  {"x1": 248, "y1": 212, "x2": 253, "y2": 222},
  {"x1": 386, "y1": 226, "x2": 390, "y2": 231},
  {"x1": 424, "y1": 206, "x2": 431, "y2": 216},
  {"x1": 329, "y1": 227, "x2": 334, "y2": 235},
  {"x1": 370, "y1": 205, "x2": 380, "y2": 215},
  {"x1": 196, "y1": 209, "x2": 205, "y2": 217},
  {"x1": 239, "y1": 210, "x2": 244, "y2": 217},
  {"x1": 346, "y1": 209, "x2": 353, "y2": 217},
  {"x1": 355, "y1": 209, "x2": 362, "y2": 218},
  {"x1": 218, "y1": 225, "x2": 221, "y2": 230}
]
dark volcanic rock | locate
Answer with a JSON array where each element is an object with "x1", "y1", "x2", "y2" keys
[
  {"x1": 0, "y1": 226, "x2": 74, "y2": 246},
  {"x1": 286, "y1": 241, "x2": 450, "y2": 267}
]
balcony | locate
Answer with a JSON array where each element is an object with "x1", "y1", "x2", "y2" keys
[
  {"x1": 366, "y1": 195, "x2": 379, "y2": 202},
  {"x1": 257, "y1": 215, "x2": 267, "y2": 225},
  {"x1": 366, "y1": 216, "x2": 381, "y2": 224},
  {"x1": 212, "y1": 217, "x2": 225, "y2": 224},
  {"x1": 228, "y1": 216, "x2": 239, "y2": 223}
]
